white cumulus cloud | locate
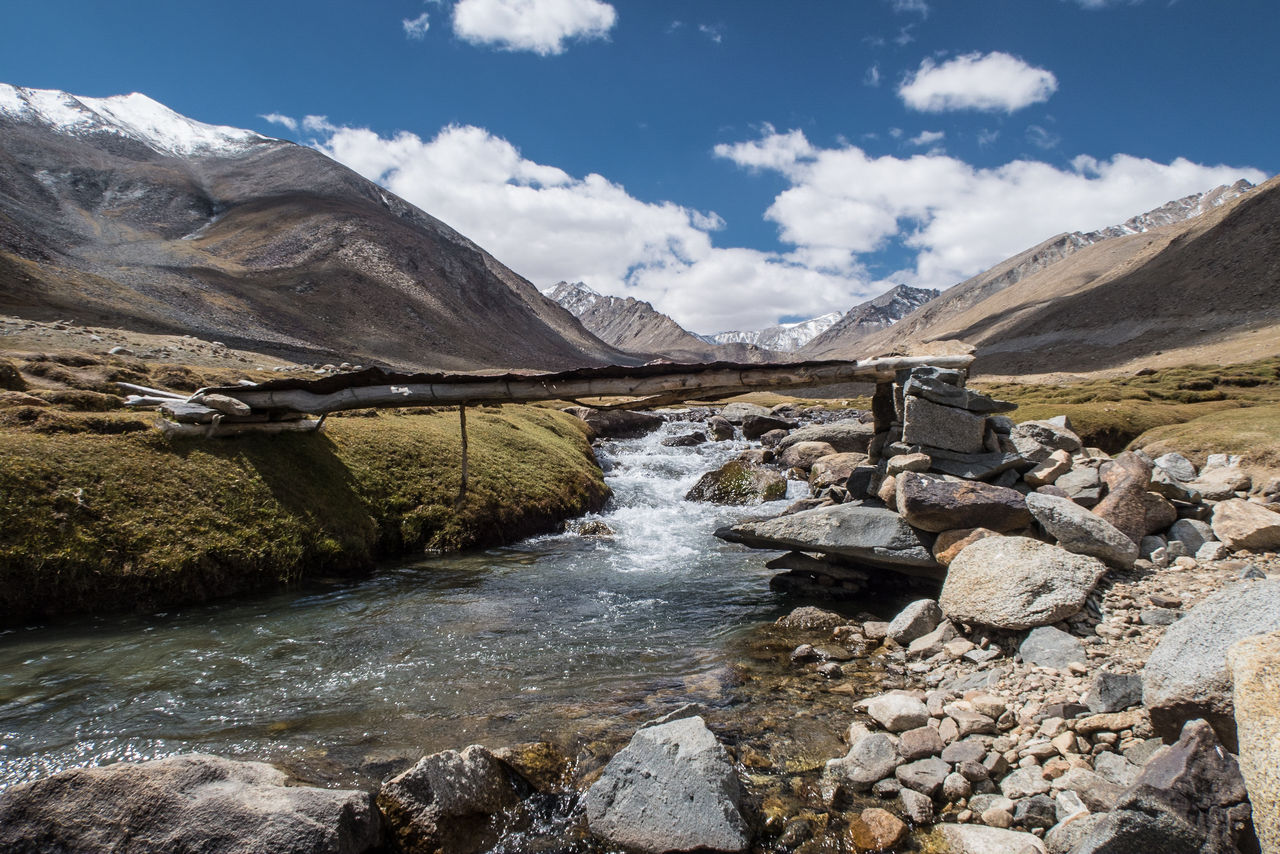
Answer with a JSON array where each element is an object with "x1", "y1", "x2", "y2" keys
[
  {"x1": 402, "y1": 12, "x2": 431, "y2": 39},
  {"x1": 452, "y1": 0, "x2": 617, "y2": 55},
  {"x1": 716, "y1": 127, "x2": 1266, "y2": 290},
  {"x1": 899, "y1": 51, "x2": 1058, "y2": 113},
  {"x1": 311, "y1": 121, "x2": 865, "y2": 332}
]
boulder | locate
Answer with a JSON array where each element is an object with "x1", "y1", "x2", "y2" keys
[
  {"x1": 940, "y1": 537, "x2": 1107, "y2": 630},
  {"x1": 707, "y1": 415, "x2": 735, "y2": 441},
  {"x1": 896, "y1": 757, "x2": 951, "y2": 797},
  {"x1": 719, "y1": 402, "x2": 771, "y2": 424},
  {"x1": 0, "y1": 754, "x2": 380, "y2": 854},
  {"x1": 777, "y1": 420, "x2": 876, "y2": 454},
  {"x1": 1143, "y1": 579, "x2": 1280, "y2": 749},
  {"x1": 1190, "y1": 465, "x2": 1252, "y2": 501},
  {"x1": 865, "y1": 693, "x2": 930, "y2": 732},
  {"x1": 685, "y1": 460, "x2": 787, "y2": 505},
  {"x1": 716, "y1": 504, "x2": 941, "y2": 576},
  {"x1": 1211, "y1": 499, "x2": 1280, "y2": 552},
  {"x1": 1228, "y1": 630, "x2": 1280, "y2": 854},
  {"x1": 895, "y1": 472, "x2": 1032, "y2": 534},
  {"x1": 825, "y1": 726, "x2": 901, "y2": 793},
  {"x1": 847, "y1": 807, "x2": 908, "y2": 852},
  {"x1": 379, "y1": 744, "x2": 522, "y2": 854},
  {"x1": 1073, "y1": 719, "x2": 1253, "y2": 854},
  {"x1": 886, "y1": 599, "x2": 944, "y2": 645},
  {"x1": 569, "y1": 407, "x2": 664, "y2": 439},
  {"x1": 1167, "y1": 519, "x2": 1215, "y2": 555},
  {"x1": 902, "y1": 367, "x2": 1016, "y2": 414},
  {"x1": 661, "y1": 431, "x2": 707, "y2": 447},
  {"x1": 932, "y1": 824, "x2": 1047, "y2": 854},
  {"x1": 1086, "y1": 672, "x2": 1144, "y2": 714},
  {"x1": 901, "y1": 396, "x2": 987, "y2": 454},
  {"x1": 583, "y1": 716, "x2": 749, "y2": 853},
  {"x1": 886, "y1": 452, "x2": 932, "y2": 475},
  {"x1": 741, "y1": 413, "x2": 794, "y2": 440},
  {"x1": 759, "y1": 428, "x2": 788, "y2": 447},
  {"x1": 933, "y1": 527, "x2": 1000, "y2": 567},
  {"x1": 1091, "y1": 450, "x2": 1154, "y2": 542},
  {"x1": 1019, "y1": 626, "x2": 1086, "y2": 670},
  {"x1": 1055, "y1": 465, "x2": 1103, "y2": 507},
  {"x1": 898, "y1": 726, "x2": 945, "y2": 761},
  {"x1": 779, "y1": 441, "x2": 840, "y2": 471},
  {"x1": 1154, "y1": 452, "x2": 1197, "y2": 483},
  {"x1": 809, "y1": 452, "x2": 870, "y2": 490},
  {"x1": 775, "y1": 606, "x2": 847, "y2": 630},
  {"x1": 1024, "y1": 450, "x2": 1073, "y2": 488},
  {"x1": 1025, "y1": 492, "x2": 1138, "y2": 568},
  {"x1": 1012, "y1": 420, "x2": 1082, "y2": 454}
]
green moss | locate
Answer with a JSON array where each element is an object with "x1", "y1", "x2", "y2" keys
[
  {"x1": 0, "y1": 406, "x2": 609, "y2": 624},
  {"x1": 976, "y1": 356, "x2": 1280, "y2": 452},
  {"x1": 1131, "y1": 405, "x2": 1280, "y2": 470}
]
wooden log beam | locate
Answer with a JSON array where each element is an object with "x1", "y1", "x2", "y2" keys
[{"x1": 210, "y1": 355, "x2": 975, "y2": 416}]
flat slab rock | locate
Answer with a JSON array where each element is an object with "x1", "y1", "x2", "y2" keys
[
  {"x1": 940, "y1": 536, "x2": 1107, "y2": 630},
  {"x1": 583, "y1": 715, "x2": 749, "y2": 853},
  {"x1": 716, "y1": 504, "x2": 941, "y2": 576},
  {"x1": 0, "y1": 753, "x2": 380, "y2": 854},
  {"x1": 1144, "y1": 578, "x2": 1280, "y2": 750}
]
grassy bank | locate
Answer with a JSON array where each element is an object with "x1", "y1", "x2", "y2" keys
[
  {"x1": 0, "y1": 405, "x2": 609, "y2": 625},
  {"x1": 976, "y1": 356, "x2": 1280, "y2": 458}
]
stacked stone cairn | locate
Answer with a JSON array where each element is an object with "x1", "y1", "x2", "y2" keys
[{"x1": 709, "y1": 364, "x2": 1280, "y2": 853}]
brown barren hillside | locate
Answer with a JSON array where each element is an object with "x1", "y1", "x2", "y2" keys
[
  {"x1": 814, "y1": 177, "x2": 1278, "y2": 374},
  {"x1": 0, "y1": 86, "x2": 631, "y2": 372}
]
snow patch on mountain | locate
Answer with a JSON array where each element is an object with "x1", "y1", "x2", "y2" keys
[
  {"x1": 712, "y1": 312, "x2": 843, "y2": 352},
  {"x1": 0, "y1": 83, "x2": 273, "y2": 157}
]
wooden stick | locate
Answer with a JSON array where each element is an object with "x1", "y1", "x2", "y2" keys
[
  {"x1": 456, "y1": 404, "x2": 469, "y2": 507},
  {"x1": 115, "y1": 382, "x2": 186, "y2": 400}
]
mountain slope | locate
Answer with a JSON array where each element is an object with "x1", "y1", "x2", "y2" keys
[
  {"x1": 0, "y1": 84, "x2": 631, "y2": 371},
  {"x1": 801, "y1": 285, "x2": 941, "y2": 358},
  {"x1": 547, "y1": 281, "x2": 775, "y2": 362},
  {"x1": 843, "y1": 177, "x2": 1279, "y2": 374}
]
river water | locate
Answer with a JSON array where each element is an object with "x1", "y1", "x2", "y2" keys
[{"x1": 0, "y1": 420, "x2": 817, "y2": 790}]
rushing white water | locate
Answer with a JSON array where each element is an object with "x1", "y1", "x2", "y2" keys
[{"x1": 0, "y1": 419, "x2": 807, "y2": 789}]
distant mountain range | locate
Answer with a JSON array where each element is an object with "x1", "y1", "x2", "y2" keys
[
  {"x1": 0, "y1": 84, "x2": 630, "y2": 371},
  {"x1": 709, "y1": 313, "x2": 842, "y2": 352}
]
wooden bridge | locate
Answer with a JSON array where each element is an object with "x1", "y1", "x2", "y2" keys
[{"x1": 122, "y1": 354, "x2": 975, "y2": 439}]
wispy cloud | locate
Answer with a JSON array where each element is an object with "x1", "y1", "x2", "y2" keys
[
  {"x1": 899, "y1": 51, "x2": 1058, "y2": 113},
  {"x1": 1026, "y1": 124, "x2": 1062, "y2": 150},
  {"x1": 452, "y1": 0, "x2": 617, "y2": 56},
  {"x1": 891, "y1": 0, "x2": 930, "y2": 16},
  {"x1": 402, "y1": 12, "x2": 431, "y2": 39},
  {"x1": 259, "y1": 113, "x2": 297, "y2": 132},
  {"x1": 908, "y1": 130, "x2": 945, "y2": 146},
  {"x1": 698, "y1": 23, "x2": 724, "y2": 44},
  {"x1": 864, "y1": 64, "x2": 882, "y2": 87}
]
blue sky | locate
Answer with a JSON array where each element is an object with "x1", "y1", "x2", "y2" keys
[{"x1": 2, "y1": 0, "x2": 1275, "y2": 333}]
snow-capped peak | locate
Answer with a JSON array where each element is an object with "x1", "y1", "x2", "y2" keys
[
  {"x1": 711, "y1": 311, "x2": 843, "y2": 352},
  {"x1": 0, "y1": 83, "x2": 273, "y2": 157}
]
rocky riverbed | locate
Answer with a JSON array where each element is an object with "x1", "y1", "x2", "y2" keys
[{"x1": 3, "y1": 366, "x2": 1279, "y2": 853}]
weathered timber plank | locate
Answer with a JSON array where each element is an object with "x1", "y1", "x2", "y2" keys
[{"x1": 203, "y1": 355, "x2": 974, "y2": 416}]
